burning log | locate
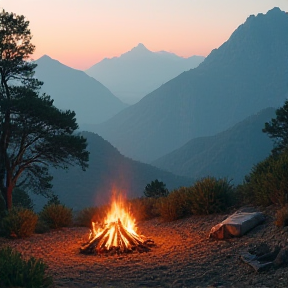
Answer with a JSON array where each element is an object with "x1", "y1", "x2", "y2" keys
[
  {"x1": 80, "y1": 219, "x2": 154, "y2": 255},
  {"x1": 80, "y1": 195, "x2": 154, "y2": 255}
]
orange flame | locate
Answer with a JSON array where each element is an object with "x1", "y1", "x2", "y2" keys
[{"x1": 89, "y1": 194, "x2": 142, "y2": 251}]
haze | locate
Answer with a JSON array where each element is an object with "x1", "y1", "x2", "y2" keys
[{"x1": 1, "y1": 0, "x2": 287, "y2": 70}]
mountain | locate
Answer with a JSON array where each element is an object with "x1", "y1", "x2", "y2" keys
[
  {"x1": 87, "y1": 7, "x2": 288, "y2": 163},
  {"x1": 34, "y1": 55, "x2": 128, "y2": 127},
  {"x1": 152, "y1": 108, "x2": 275, "y2": 184},
  {"x1": 32, "y1": 132, "x2": 194, "y2": 211},
  {"x1": 85, "y1": 43, "x2": 205, "y2": 104}
]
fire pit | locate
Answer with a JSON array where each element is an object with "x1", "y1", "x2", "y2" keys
[{"x1": 80, "y1": 196, "x2": 154, "y2": 255}]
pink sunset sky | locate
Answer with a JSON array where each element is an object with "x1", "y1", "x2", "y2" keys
[{"x1": 1, "y1": 0, "x2": 288, "y2": 70}]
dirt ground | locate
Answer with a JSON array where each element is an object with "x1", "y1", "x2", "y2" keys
[{"x1": 1, "y1": 206, "x2": 288, "y2": 288}]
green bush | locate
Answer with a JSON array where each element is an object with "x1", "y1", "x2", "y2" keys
[
  {"x1": 189, "y1": 177, "x2": 234, "y2": 215},
  {"x1": 34, "y1": 219, "x2": 50, "y2": 234},
  {"x1": 158, "y1": 187, "x2": 193, "y2": 221},
  {"x1": 2, "y1": 207, "x2": 38, "y2": 238},
  {"x1": 40, "y1": 204, "x2": 72, "y2": 229},
  {"x1": 0, "y1": 246, "x2": 53, "y2": 288},
  {"x1": 74, "y1": 206, "x2": 104, "y2": 228},
  {"x1": 128, "y1": 197, "x2": 160, "y2": 221},
  {"x1": 144, "y1": 179, "x2": 169, "y2": 198},
  {"x1": 240, "y1": 151, "x2": 288, "y2": 207},
  {"x1": 275, "y1": 205, "x2": 288, "y2": 227}
]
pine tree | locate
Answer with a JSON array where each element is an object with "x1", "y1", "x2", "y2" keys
[{"x1": 0, "y1": 10, "x2": 89, "y2": 209}]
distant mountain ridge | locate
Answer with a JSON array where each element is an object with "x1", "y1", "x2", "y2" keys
[
  {"x1": 152, "y1": 108, "x2": 275, "y2": 184},
  {"x1": 85, "y1": 43, "x2": 205, "y2": 104},
  {"x1": 88, "y1": 7, "x2": 288, "y2": 163},
  {"x1": 40, "y1": 132, "x2": 194, "y2": 210},
  {"x1": 34, "y1": 55, "x2": 128, "y2": 127}
]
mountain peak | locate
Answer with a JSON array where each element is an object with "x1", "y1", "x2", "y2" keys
[
  {"x1": 266, "y1": 6, "x2": 284, "y2": 15},
  {"x1": 135, "y1": 43, "x2": 147, "y2": 49},
  {"x1": 37, "y1": 54, "x2": 52, "y2": 61},
  {"x1": 130, "y1": 43, "x2": 150, "y2": 53},
  {"x1": 35, "y1": 54, "x2": 69, "y2": 69},
  {"x1": 199, "y1": 7, "x2": 288, "y2": 69}
]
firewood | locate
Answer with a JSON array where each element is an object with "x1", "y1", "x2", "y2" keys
[{"x1": 80, "y1": 218, "x2": 155, "y2": 255}]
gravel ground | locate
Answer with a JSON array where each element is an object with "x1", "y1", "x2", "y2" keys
[{"x1": 1, "y1": 206, "x2": 288, "y2": 288}]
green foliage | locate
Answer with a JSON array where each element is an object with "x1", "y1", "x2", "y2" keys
[
  {"x1": 0, "y1": 10, "x2": 89, "y2": 210},
  {"x1": 12, "y1": 188, "x2": 34, "y2": 210},
  {"x1": 44, "y1": 194, "x2": 61, "y2": 208},
  {"x1": 275, "y1": 205, "x2": 288, "y2": 227},
  {"x1": 240, "y1": 151, "x2": 288, "y2": 207},
  {"x1": 2, "y1": 207, "x2": 38, "y2": 238},
  {"x1": 142, "y1": 177, "x2": 234, "y2": 222},
  {"x1": 34, "y1": 219, "x2": 50, "y2": 234},
  {"x1": 189, "y1": 177, "x2": 234, "y2": 215},
  {"x1": 158, "y1": 187, "x2": 193, "y2": 221},
  {"x1": 74, "y1": 206, "x2": 104, "y2": 228},
  {"x1": 40, "y1": 204, "x2": 73, "y2": 229},
  {"x1": 128, "y1": 197, "x2": 160, "y2": 221},
  {"x1": 144, "y1": 179, "x2": 169, "y2": 198},
  {"x1": 263, "y1": 99, "x2": 288, "y2": 154},
  {"x1": 0, "y1": 246, "x2": 53, "y2": 288}
]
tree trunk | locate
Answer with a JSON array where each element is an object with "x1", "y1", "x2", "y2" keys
[{"x1": 2, "y1": 183, "x2": 13, "y2": 210}]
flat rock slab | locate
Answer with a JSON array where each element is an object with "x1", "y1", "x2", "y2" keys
[{"x1": 209, "y1": 211, "x2": 265, "y2": 239}]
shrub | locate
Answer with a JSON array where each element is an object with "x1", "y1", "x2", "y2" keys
[
  {"x1": 158, "y1": 187, "x2": 192, "y2": 221},
  {"x1": 189, "y1": 177, "x2": 234, "y2": 215},
  {"x1": 12, "y1": 188, "x2": 34, "y2": 210},
  {"x1": 275, "y1": 205, "x2": 288, "y2": 227},
  {"x1": 2, "y1": 207, "x2": 38, "y2": 238},
  {"x1": 241, "y1": 151, "x2": 288, "y2": 207},
  {"x1": 0, "y1": 246, "x2": 53, "y2": 287},
  {"x1": 40, "y1": 204, "x2": 72, "y2": 229},
  {"x1": 34, "y1": 219, "x2": 50, "y2": 234},
  {"x1": 74, "y1": 206, "x2": 104, "y2": 228},
  {"x1": 144, "y1": 179, "x2": 169, "y2": 198},
  {"x1": 44, "y1": 194, "x2": 61, "y2": 208},
  {"x1": 128, "y1": 197, "x2": 160, "y2": 221}
]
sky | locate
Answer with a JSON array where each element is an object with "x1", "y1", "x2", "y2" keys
[{"x1": 1, "y1": 0, "x2": 288, "y2": 70}]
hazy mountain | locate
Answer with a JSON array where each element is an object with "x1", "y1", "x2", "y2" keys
[
  {"x1": 34, "y1": 55, "x2": 128, "y2": 127},
  {"x1": 85, "y1": 43, "x2": 205, "y2": 104},
  {"x1": 32, "y1": 132, "x2": 193, "y2": 211},
  {"x1": 152, "y1": 108, "x2": 275, "y2": 184},
  {"x1": 87, "y1": 7, "x2": 288, "y2": 163}
]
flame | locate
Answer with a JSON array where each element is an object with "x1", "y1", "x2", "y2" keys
[{"x1": 87, "y1": 195, "x2": 143, "y2": 252}]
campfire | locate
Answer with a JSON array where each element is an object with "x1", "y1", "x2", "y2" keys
[{"x1": 80, "y1": 195, "x2": 154, "y2": 255}]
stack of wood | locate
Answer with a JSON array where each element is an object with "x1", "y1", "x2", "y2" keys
[{"x1": 80, "y1": 219, "x2": 154, "y2": 255}]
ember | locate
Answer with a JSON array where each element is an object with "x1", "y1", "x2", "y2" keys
[{"x1": 80, "y1": 195, "x2": 154, "y2": 255}]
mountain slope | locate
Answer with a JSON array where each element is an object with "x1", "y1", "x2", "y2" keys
[
  {"x1": 34, "y1": 55, "x2": 128, "y2": 127},
  {"x1": 44, "y1": 132, "x2": 194, "y2": 210},
  {"x1": 89, "y1": 7, "x2": 288, "y2": 163},
  {"x1": 152, "y1": 108, "x2": 275, "y2": 184},
  {"x1": 85, "y1": 43, "x2": 204, "y2": 104}
]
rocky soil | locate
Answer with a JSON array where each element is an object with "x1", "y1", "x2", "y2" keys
[{"x1": 1, "y1": 206, "x2": 288, "y2": 288}]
